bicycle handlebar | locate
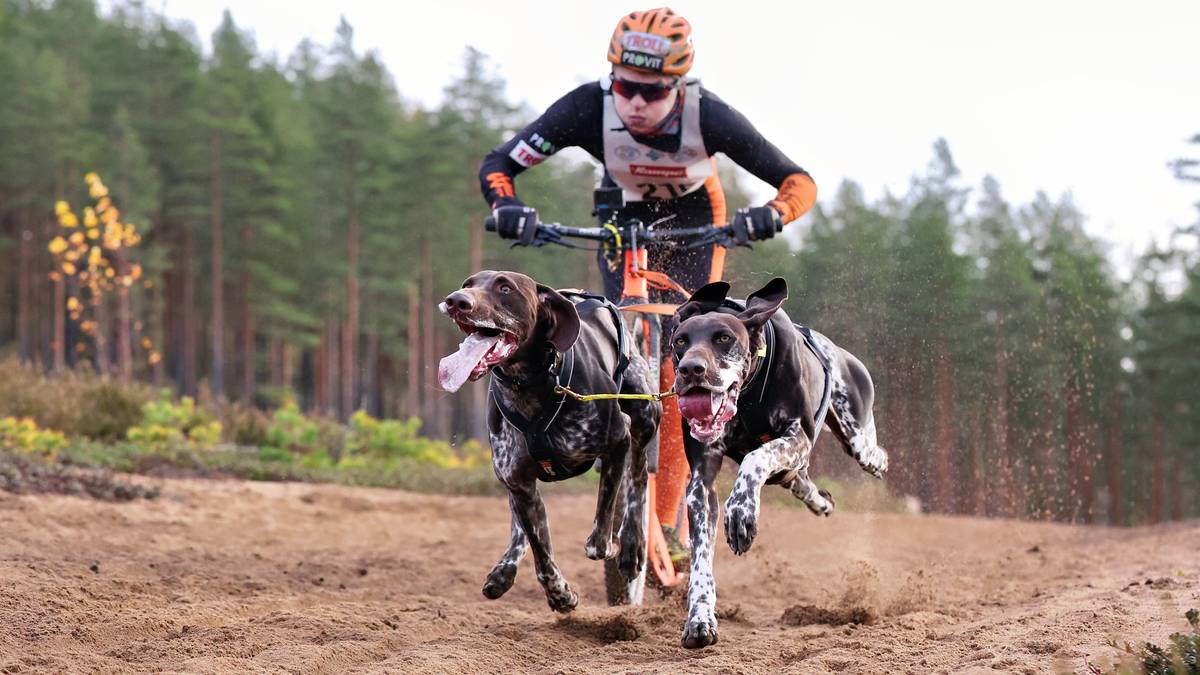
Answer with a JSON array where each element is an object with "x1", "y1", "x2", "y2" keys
[{"x1": 483, "y1": 216, "x2": 741, "y2": 250}]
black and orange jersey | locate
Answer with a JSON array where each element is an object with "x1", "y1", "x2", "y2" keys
[{"x1": 479, "y1": 81, "x2": 816, "y2": 223}]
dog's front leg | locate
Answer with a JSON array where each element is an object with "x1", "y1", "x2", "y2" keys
[
  {"x1": 482, "y1": 512, "x2": 527, "y2": 599},
  {"x1": 585, "y1": 419, "x2": 630, "y2": 560},
  {"x1": 507, "y1": 484, "x2": 578, "y2": 613},
  {"x1": 681, "y1": 440, "x2": 726, "y2": 649},
  {"x1": 491, "y1": 427, "x2": 577, "y2": 613},
  {"x1": 725, "y1": 421, "x2": 811, "y2": 554}
]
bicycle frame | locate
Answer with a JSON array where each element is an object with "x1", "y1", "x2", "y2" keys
[{"x1": 609, "y1": 220, "x2": 728, "y2": 591}]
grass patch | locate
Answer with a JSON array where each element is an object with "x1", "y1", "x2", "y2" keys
[{"x1": 1096, "y1": 609, "x2": 1199, "y2": 675}]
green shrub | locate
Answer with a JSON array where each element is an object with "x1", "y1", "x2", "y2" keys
[
  {"x1": 126, "y1": 390, "x2": 222, "y2": 452},
  {"x1": 1104, "y1": 609, "x2": 1199, "y2": 674},
  {"x1": 74, "y1": 382, "x2": 149, "y2": 441},
  {"x1": 264, "y1": 399, "x2": 323, "y2": 454},
  {"x1": 256, "y1": 445, "x2": 294, "y2": 464},
  {"x1": 0, "y1": 417, "x2": 68, "y2": 460},
  {"x1": 346, "y1": 410, "x2": 487, "y2": 468},
  {"x1": 222, "y1": 403, "x2": 271, "y2": 447},
  {"x1": 0, "y1": 358, "x2": 152, "y2": 441}
]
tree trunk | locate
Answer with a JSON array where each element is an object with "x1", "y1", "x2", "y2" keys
[
  {"x1": 469, "y1": 218, "x2": 487, "y2": 441},
  {"x1": 1149, "y1": 412, "x2": 1164, "y2": 524},
  {"x1": 1064, "y1": 379, "x2": 1088, "y2": 522},
  {"x1": 1169, "y1": 456, "x2": 1184, "y2": 522},
  {"x1": 149, "y1": 270, "x2": 165, "y2": 386},
  {"x1": 406, "y1": 283, "x2": 420, "y2": 418},
  {"x1": 51, "y1": 273, "x2": 65, "y2": 373},
  {"x1": 239, "y1": 272, "x2": 255, "y2": 405},
  {"x1": 365, "y1": 332, "x2": 380, "y2": 417},
  {"x1": 270, "y1": 336, "x2": 284, "y2": 390},
  {"x1": 17, "y1": 222, "x2": 33, "y2": 363},
  {"x1": 341, "y1": 195, "x2": 360, "y2": 422},
  {"x1": 934, "y1": 347, "x2": 956, "y2": 513},
  {"x1": 881, "y1": 359, "x2": 908, "y2": 497},
  {"x1": 1104, "y1": 390, "x2": 1123, "y2": 525},
  {"x1": 325, "y1": 318, "x2": 339, "y2": 417},
  {"x1": 115, "y1": 249, "x2": 134, "y2": 381},
  {"x1": 281, "y1": 341, "x2": 294, "y2": 397},
  {"x1": 209, "y1": 131, "x2": 226, "y2": 400},
  {"x1": 420, "y1": 238, "x2": 437, "y2": 436},
  {"x1": 94, "y1": 293, "x2": 111, "y2": 375},
  {"x1": 992, "y1": 327, "x2": 1014, "y2": 517},
  {"x1": 313, "y1": 338, "x2": 327, "y2": 414},
  {"x1": 968, "y1": 410, "x2": 986, "y2": 516},
  {"x1": 181, "y1": 225, "x2": 198, "y2": 396}
]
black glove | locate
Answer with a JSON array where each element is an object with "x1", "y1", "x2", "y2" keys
[
  {"x1": 493, "y1": 204, "x2": 538, "y2": 241},
  {"x1": 732, "y1": 206, "x2": 783, "y2": 243}
]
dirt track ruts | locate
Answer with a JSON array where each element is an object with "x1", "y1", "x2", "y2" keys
[{"x1": 1, "y1": 477, "x2": 1197, "y2": 673}]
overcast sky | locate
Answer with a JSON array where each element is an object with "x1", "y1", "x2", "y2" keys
[{"x1": 143, "y1": 0, "x2": 1200, "y2": 273}]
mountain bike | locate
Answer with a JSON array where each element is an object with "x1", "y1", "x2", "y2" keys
[{"x1": 486, "y1": 187, "x2": 739, "y2": 605}]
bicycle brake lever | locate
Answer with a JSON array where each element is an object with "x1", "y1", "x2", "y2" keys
[{"x1": 513, "y1": 237, "x2": 550, "y2": 248}]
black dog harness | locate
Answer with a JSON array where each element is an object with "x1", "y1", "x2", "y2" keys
[
  {"x1": 723, "y1": 304, "x2": 834, "y2": 446},
  {"x1": 489, "y1": 291, "x2": 630, "y2": 482}
]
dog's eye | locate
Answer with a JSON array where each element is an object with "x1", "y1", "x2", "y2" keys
[
  {"x1": 674, "y1": 337, "x2": 688, "y2": 348},
  {"x1": 714, "y1": 334, "x2": 732, "y2": 344},
  {"x1": 497, "y1": 284, "x2": 512, "y2": 295}
]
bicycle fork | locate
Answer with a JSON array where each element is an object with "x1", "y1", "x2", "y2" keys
[{"x1": 619, "y1": 248, "x2": 689, "y2": 588}]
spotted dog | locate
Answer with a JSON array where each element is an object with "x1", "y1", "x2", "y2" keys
[
  {"x1": 668, "y1": 277, "x2": 888, "y2": 648},
  {"x1": 439, "y1": 271, "x2": 661, "y2": 612}
]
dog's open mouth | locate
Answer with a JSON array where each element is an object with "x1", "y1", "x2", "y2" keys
[
  {"x1": 677, "y1": 385, "x2": 739, "y2": 443},
  {"x1": 438, "y1": 319, "x2": 518, "y2": 393}
]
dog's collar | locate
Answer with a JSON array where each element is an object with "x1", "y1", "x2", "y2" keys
[
  {"x1": 739, "y1": 320, "x2": 775, "y2": 403},
  {"x1": 491, "y1": 346, "x2": 563, "y2": 391}
]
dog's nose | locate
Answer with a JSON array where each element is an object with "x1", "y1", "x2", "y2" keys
[
  {"x1": 444, "y1": 291, "x2": 474, "y2": 313},
  {"x1": 678, "y1": 358, "x2": 707, "y2": 380}
]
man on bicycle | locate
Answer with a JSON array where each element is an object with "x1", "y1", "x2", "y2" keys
[{"x1": 479, "y1": 6, "x2": 817, "y2": 302}]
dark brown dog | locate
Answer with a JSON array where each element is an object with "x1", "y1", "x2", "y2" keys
[
  {"x1": 668, "y1": 277, "x2": 888, "y2": 648},
  {"x1": 439, "y1": 270, "x2": 661, "y2": 611}
]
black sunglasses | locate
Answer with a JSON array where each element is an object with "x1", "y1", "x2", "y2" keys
[{"x1": 611, "y1": 76, "x2": 678, "y2": 103}]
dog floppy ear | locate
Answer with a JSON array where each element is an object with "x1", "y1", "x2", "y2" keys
[
  {"x1": 738, "y1": 277, "x2": 788, "y2": 330},
  {"x1": 536, "y1": 285, "x2": 581, "y2": 352},
  {"x1": 674, "y1": 281, "x2": 731, "y2": 323}
]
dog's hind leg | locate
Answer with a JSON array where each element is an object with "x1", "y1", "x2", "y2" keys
[
  {"x1": 825, "y1": 348, "x2": 888, "y2": 479},
  {"x1": 784, "y1": 467, "x2": 835, "y2": 516},
  {"x1": 616, "y1": 396, "x2": 657, "y2": 580},
  {"x1": 482, "y1": 513, "x2": 527, "y2": 599},
  {"x1": 586, "y1": 419, "x2": 629, "y2": 561}
]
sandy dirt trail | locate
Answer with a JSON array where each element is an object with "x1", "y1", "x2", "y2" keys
[{"x1": 0, "y1": 476, "x2": 1196, "y2": 674}]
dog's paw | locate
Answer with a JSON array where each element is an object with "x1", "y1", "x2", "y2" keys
[
  {"x1": 681, "y1": 618, "x2": 720, "y2": 649},
  {"x1": 859, "y1": 444, "x2": 889, "y2": 479},
  {"x1": 537, "y1": 572, "x2": 578, "y2": 613},
  {"x1": 545, "y1": 585, "x2": 578, "y2": 613},
  {"x1": 806, "y1": 489, "x2": 835, "y2": 517},
  {"x1": 618, "y1": 531, "x2": 646, "y2": 579},
  {"x1": 584, "y1": 531, "x2": 617, "y2": 561},
  {"x1": 482, "y1": 563, "x2": 518, "y2": 600},
  {"x1": 723, "y1": 499, "x2": 759, "y2": 555}
]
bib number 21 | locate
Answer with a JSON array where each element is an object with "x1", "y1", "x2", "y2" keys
[{"x1": 638, "y1": 182, "x2": 696, "y2": 200}]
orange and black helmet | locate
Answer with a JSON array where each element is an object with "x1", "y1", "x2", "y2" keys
[{"x1": 607, "y1": 8, "x2": 694, "y2": 76}]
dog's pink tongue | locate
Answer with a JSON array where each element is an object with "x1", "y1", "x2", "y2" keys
[
  {"x1": 678, "y1": 390, "x2": 714, "y2": 422},
  {"x1": 438, "y1": 333, "x2": 501, "y2": 393}
]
